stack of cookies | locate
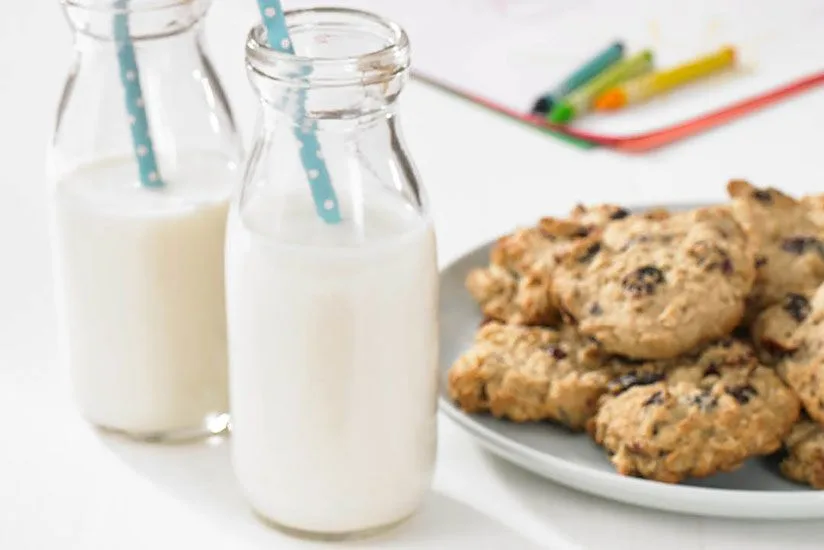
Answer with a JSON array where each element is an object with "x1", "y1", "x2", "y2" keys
[{"x1": 448, "y1": 181, "x2": 824, "y2": 487}]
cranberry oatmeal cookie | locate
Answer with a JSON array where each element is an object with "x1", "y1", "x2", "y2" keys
[
  {"x1": 727, "y1": 180, "x2": 824, "y2": 316},
  {"x1": 801, "y1": 193, "x2": 824, "y2": 229},
  {"x1": 552, "y1": 207, "x2": 755, "y2": 359},
  {"x1": 590, "y1": 340, "x2": 800, "y2": 483},
  {"x1": 780, "y1": 418, "x2": 824, "y2": 489},
  {"x1": 465, "y1": 204, "x2": 628, "y2": 326},
  {"x1": 751, "y1": 292, "x2": 813, "y2": 363},
  {"x1": 777, "y1": 283, "x2": 824, "y2": 424},
  {"x1": 447, "y1": 322, "x2": 661, "y2": 431}
]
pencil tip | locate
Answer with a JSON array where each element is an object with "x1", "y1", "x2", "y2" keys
[
  {"x1": 532, "y1": 97, "x2": 552, "y2": 114},
  {"x1": 549, "y1": 102, "x2": 574, "y2": 124}
]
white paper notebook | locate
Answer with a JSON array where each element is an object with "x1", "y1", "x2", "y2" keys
[{"x1": 289, "y1": 0, "x2": 824, "y2": 139}]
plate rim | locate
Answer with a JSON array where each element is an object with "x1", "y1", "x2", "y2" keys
[
  {"x1": 438, "y1": 209, "x2": 824, "y2": 519},
  {"x1": 439, "y1": 396, "x2": 824, "y2": 518}
]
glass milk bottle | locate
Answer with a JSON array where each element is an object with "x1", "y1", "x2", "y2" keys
[
  {"x1": 49, "y1": 0, "x2": 241, "y2": 440},
  {"x1": 226, "y1": 9, "x2": 438, "y2": 539}
]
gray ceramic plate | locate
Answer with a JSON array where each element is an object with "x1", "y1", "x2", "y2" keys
[{"x1": 438, "y1": 225, "x2": 824, "y2": 519}]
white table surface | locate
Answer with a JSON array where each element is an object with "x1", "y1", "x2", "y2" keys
[{"x1": 4, "y1": 2, "x2": 824, "y2": 549}]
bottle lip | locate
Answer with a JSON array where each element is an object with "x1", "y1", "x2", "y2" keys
[
  {"x1": 61, "y1": 0, "x2": 201, "y2": 13},
  {"x1": 246, "y1": 7, "x2": 410, "y2": 87},
  {"x1": 61, "y1": 0, "x2": 211, "y2": 40}
]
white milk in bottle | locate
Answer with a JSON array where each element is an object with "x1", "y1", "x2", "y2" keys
[
  {"x1": 50, "y1": 0, "x2": 241, "y2": 439},
  {"x1": 229, "y1": 8, "x2": 438, "y2": 538},
  {"x1": 226, "y1": 191, "x2": 438, "y2": 535},
  {"x1": 52, "y1": 152, "x2": 234, "y2": 437}
]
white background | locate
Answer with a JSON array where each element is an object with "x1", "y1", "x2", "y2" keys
[{"x1": 3, "y1": 1, "x2": 824, "y2": 549}]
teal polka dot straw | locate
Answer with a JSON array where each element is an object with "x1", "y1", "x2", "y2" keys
[
  {"x1": 113, "y1": 0, "x2": 163, "y2": 189},
  {"x1": 257, "y1": 0, "x2": 342, "y2": 224}
]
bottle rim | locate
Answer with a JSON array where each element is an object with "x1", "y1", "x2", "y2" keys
[
  {"x1": 61, "y1": 0, "x2": 208, "y2": 14},
  {"x1": 246, "y1": 8, "x2": 410, "y2": 88}
]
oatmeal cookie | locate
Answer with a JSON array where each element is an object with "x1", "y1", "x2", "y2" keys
[
  {"x1": 728, "y1": 180, "x2": 824, "y2": 315},
  {"x1": 780, "y1": 418, "x2": 824, "y2": 489},
  {"x1": 464, "y1": 264, "x2": 555, "y2": 326},
  {"x1": 751, "y1": 292, "x2": 812, "y2": 363},
  {"x1": 465, "y1": 204, "x2": 628, "y2": 325},
  {"x1": 447, "y1": 322, "x2": 660, "y2": 430},
  {"x1": 590, "y1": 340, "x2": 800, "y2": 483},
  {"x1": 801, "y1": 193, "x2": 824, "y2": 229},
  {"x1": 552, "y1": 206, "x2": 755, "y2": 359},
  {"x1": 777, "y1": 283, "x2": 824, "y2": 423}
]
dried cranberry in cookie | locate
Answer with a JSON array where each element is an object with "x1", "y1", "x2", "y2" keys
[
  {"x1": 576, "y1": 241, "x2": 602, "y2": 263},
  {"x1": 621, "y1": 265, "x2": 666, "y2": 297},
  {"x1": 552, "y1": 206, "x2": 754, "y2": 359},
  {"x1": 784, "y1": 293, "x2": 812, "y2": 322},
  {"x1": 724, "y1": 384, "x2": 757, "y2": 404},
  {"x1": 751, "y1": 189, "x2": 774, "y2": 203},
  {"x1": 781, "y1": 236, "x2": 824, "y2": 256},
  {"x1": 606, "y1": 371, "x2": 665, "y2": 395},
  {"x1": 568, "y1": 203, "x2": 633, "y2": 226},
  {"x1": 609, "y1": 208, "x2": 630, "y2": 220}
]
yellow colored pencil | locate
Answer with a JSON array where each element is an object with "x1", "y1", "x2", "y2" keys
[{"x1": 595, "y1": 46, "x2": 736, "y2": 110}]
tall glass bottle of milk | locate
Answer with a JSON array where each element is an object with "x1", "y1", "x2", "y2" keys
[
  {"x1": 226, "y1": 9, "x2": 438, "y2": 540},
  {"x1": 49, "y1": 0, "x2": 241, "y2": 441}
]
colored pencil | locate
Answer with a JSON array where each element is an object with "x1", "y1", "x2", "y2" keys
[
  {"x1": 549, "y1": 50, "x2": 654, "y2": 124},
  {"x1": 595, "y1": 46, "x2": 736, "y2": 110},
  {"x1": 531, "y1": 41, "x2": 624, "y2": 114}
]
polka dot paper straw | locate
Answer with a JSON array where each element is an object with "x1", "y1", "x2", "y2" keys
[
  {"x1": 257, "y1": 0, "x2": 342, "y2": 224},
  {"x1": 113, "y1": 0, "x2": 163, "y2": 189}
]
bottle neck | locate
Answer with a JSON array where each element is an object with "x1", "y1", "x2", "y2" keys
[
  {"x1": 73, "y1": 23, "x2": 203, "y2": 57},
  {"x1": 52, "y1": 0, "x2": 240, "y2": 179},
  {"x1": 256, "y1": 78, "x2": 404, "y2": 133}
]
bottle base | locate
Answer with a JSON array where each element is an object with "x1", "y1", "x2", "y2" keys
[
  {"x1": 92, "y1": 412, "x2": 231, "y2": 443},
  {"x1": 251, "y1": 508, "x2": 417, "y2": 542}
]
